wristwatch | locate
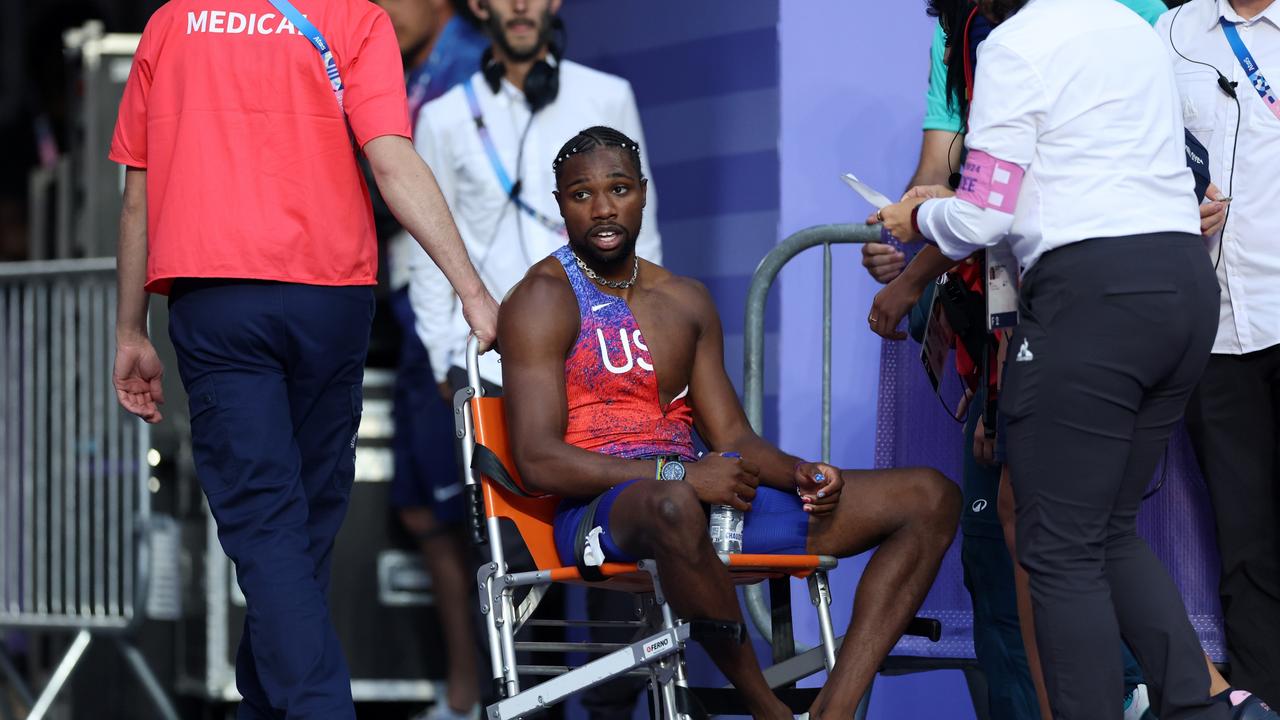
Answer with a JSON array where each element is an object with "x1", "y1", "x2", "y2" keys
[{"x1": 658, "y1": 459, "x2": 686, "y2": 482}]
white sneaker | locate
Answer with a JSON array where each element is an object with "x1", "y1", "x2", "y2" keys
[{"x1": 1124, "y1": 683, "x2": 1154, "y2": 720}]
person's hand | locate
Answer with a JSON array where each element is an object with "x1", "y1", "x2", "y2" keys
[
  {"x1": 877, "y1": 197, "x2": 929, "y2": 244},
  {"x1": 462, "y1": 290, "x2": 500, "y2": 353},
  {"x1": 973, "y1": 414, "x2": 996, "y2": 466},
  {"x1": 860, "y1": 242, "x2": 907, "y2": 284},
  {"x1": 867, "y1": 272, "x2": 925, "y2": 340},
  {"x1": 1200, "y1": 182, "x2": 1229, "y2": 238},
  {"x1": 685, "y1": 453, "x2": 759, "y2": 512},
  {"x1": 438, "y1": 381, "x2": 453, "y2": 403},
  {"x1": 902, "y1": 185, "x2": 955, "y2": 202},
  {"x1": 794, "y1": 462, "x2": 843, "y2": 515},
  {"x1": 114, "y1": 337, "x2": 165, "y2": 424}
]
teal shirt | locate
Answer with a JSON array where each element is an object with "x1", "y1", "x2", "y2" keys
[{"x1": 922, "y1": 0, "x2": 1170, "y2": 132}]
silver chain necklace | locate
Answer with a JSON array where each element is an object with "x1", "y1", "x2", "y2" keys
[{"x1": 573, "y1": 252, "x2": 639, "y2": 290}]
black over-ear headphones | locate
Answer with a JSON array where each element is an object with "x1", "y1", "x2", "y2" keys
[{"x1": 481, "y1": 16, "x2": 564, "y2": 113}]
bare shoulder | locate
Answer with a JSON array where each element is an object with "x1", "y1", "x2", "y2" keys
[
  {"x1": 648, "y1": 264, "x2": 714, "y2": 312},
  {"x1": 500, "y1": 258, "x2": 579, "y2": 343},
  {"x1": 641, "y1": 262, "x2": 718, "y2": 335}
]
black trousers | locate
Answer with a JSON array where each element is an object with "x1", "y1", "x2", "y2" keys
[
  {"x1": 1001, "y1": 233, "x2": 1227, "y2": 720},
  {"x1": 1187, "y1": 344, "x2": 1280, "y2": 706}
]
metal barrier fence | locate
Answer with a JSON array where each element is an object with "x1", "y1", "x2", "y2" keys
[
  {"x1": 741, "y1": 223, "x2": 879, "y2": 649},
  {"x1": 0, "y1": 258, "x2": 177, "y2": 720}
]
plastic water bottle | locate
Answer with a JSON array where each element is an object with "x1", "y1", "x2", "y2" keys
[
  {"x1": 709, "y1": 506, "x2": 744, "y2": 554},
  {"x1": 709, "y1": 452, "x2": 744, "y2": 554}
]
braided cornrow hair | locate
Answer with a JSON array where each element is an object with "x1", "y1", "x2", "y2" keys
[{"x1": 552, "y1": 126, "x2": 643, "y2": 181}]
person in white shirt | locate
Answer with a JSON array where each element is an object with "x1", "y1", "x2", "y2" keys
[
  {"x1": 407, "y1": 0, "x2": 660, "y2": 394},
  {"x1": 1158, "y1": 0, "x2": 1280, "y2": 706},
  {"x1": 877, "y1": 0, "x2": 1235, "y2": 717}
]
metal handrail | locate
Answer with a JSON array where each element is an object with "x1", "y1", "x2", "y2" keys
[
  {"x1": 0, "y1": 257, "x2": 116, "y2": 280},
  {"x1": 741, "y1": 222, "x2": 882, "y2": 650}
]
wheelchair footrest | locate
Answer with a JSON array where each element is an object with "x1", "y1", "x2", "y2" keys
[
  {"x1": 688, "y1": 618, "x2": 748, "y2": 645},
  {"x1": 486, "y1": 622, "x2": 690, "y2": 720}
]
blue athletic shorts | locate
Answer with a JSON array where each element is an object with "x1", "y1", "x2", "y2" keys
[{"x1": 553, "y1": 480, "x2": 812, "y2": 566}]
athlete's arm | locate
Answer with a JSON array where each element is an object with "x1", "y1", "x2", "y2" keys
[
  {"x1": 683, "y1": 281, "x2": 801, "y2": 491},
  {"x1": 500, "y1": 270, "x2": 656, "y2": 497},
  {"x1": 683, "y1": 283, "x2": 842, "y2": 511}
]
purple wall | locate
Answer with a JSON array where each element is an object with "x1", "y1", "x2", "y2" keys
[{"x1": 778, "y1": 3, "x2": 977, "y2": 718}]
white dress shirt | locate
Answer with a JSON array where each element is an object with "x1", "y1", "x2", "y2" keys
[
  {"x1": 916, "y1": 0, "x2": 1200, "y2": 272},
  {"x1": 1158, "y1": 0, "x2": 1280, "y2": 355},
  {"x1": 406, "y1": 59, "x2": 662, "y2": 385}
]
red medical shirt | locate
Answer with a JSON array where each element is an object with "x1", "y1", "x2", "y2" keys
[{"x1": 109, "y1": 1, "x2": 411, "y2": 294}]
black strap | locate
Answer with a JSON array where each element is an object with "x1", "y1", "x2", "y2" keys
[
  {"x1": 672, "y1": 684, "x2": 710, "y2": 720},
  {"x1": 471, "y1": 444, "x2": 535, "y2": 498},
  {"x1": 689, "y1": 618, "x2": 748, "y2": 645},
  {"x1": 573, "y1": 493, "x2": 609, "y2": 582}
]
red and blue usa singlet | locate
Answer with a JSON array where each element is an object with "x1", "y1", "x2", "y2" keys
[{"x1": 554, "y1": 245, "x2": 696, "y2": 461}]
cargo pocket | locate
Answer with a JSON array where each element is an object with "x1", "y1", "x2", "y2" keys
[
  {"x1": 335, "y1": 383, "x2": 363, "y2": 494},
  {"x1": 187, "y1": 378, "x2": 240, "y2": 497}
]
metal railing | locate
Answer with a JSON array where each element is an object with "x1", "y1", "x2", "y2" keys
[
  {"x1": 741, "y1": 223, "x2": 880, "y2": 650},
  {"x1": 744, "y1": 223, "x2": 881, "y2": 457},
  {"x1": 0, "y1": 258, "x2": 177, "y2": 720}
]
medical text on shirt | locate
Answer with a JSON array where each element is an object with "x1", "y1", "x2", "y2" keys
[{"x1": 186, "y1": 11, "x2": 302, "y2": 36}]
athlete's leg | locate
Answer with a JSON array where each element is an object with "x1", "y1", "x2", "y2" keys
[
  {"x1": 606, "y1": 480, "x2": 791, "y2": 720},
  {"x1": 802, "y1": 466, "x2": 962, "y2": 718}
]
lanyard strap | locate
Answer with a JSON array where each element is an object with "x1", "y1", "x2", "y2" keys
[
  {"x1": 266, "y1": 0, "x2": 346, "y2": 111},
  {"x1": 407, "y1": 17, "x2": 463, "y2": 122},
  {"x1": 462, "y1": 79, "x2": 567, "y2": 236},
  {"x1": 1220, "y1": 18, "x2": 1280, "y2": 123}
]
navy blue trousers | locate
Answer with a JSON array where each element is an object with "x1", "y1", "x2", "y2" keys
[{"x1": 169, "y1": 280, "x2": 374, "y2": 719}]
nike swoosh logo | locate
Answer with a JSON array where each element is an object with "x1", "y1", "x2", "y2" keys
[{"x1": 591, "y1": 302, "x2": 613, "y2": 312}]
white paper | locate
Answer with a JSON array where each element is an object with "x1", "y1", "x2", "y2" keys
[{"x1": 841, "y1": 173, "x2": 894, "y2": 210}]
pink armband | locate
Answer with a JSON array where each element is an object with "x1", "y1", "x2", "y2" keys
[{"x1": 956, "y1": 150, "x2": 1025, "y2": 214}]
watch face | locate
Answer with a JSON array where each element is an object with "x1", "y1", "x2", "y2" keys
[{"x1": 660, "y1": 460, "x2": 685, "y2": 482}]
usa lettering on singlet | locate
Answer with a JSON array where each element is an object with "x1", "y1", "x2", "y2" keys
[
  {"x1": 596, "y1": 327, "x2": 654, "y2": 375},
  {"x1": 555, "y1": 246, "x2": 694, "y2": 461},
  {"x1": 186, "y1": 10, "x2": 302, "y2": 36}
]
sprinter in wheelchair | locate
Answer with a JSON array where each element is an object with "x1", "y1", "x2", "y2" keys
[{"x1": 466, "y1": 126, "x2": 961, "y2": 720}]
